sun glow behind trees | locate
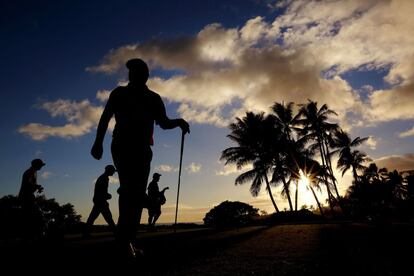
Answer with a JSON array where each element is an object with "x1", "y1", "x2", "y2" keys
[{"x1": 297, "y1": 170, "x2": 315, "y2": 209}]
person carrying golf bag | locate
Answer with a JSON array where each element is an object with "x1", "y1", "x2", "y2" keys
[
  {"x1": 147, "y1": 172, "x2": 169, "y2": 230},
  {"x1": 91, "y1": 58, "x2": 190, "y2": 259}
]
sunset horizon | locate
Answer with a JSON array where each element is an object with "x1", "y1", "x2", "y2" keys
[{"x1": 2, "y1": 0, "x2": 414, "y2": 226}]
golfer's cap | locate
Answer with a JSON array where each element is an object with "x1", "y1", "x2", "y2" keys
[
  {"x1": 31, "y1": 158, "x2": 46, "y2": 167},
  {"x1": 153, "y1": 172, "x2": 161, "y2": 178},
  {"x1": 125, "y1": 58, "x2": 148, "y2": 71},
  {"x1": 105, "y1": 165, "x2": 117, "y2": 172}
]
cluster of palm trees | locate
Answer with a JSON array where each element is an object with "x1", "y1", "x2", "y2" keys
[
  {"x1": 347, "y1": 163, "x2": 413, "y2": 218},
  {"x1": 221, "y1": 100, "x2": 371, "y2": 216}
]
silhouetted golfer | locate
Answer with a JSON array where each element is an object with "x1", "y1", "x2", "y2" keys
[
  {"x1": 18, "y1": 158, "x2": 45, "y2": 239},
  {"x1": 147, "y1": 172, "x2": 169, "y2": 230},
  {"x1": 91, "y1": 58, "x2": 190, "y2": 258},
  {"x1": 84, "y1": 165, "x2": 117, "y2": 237}
]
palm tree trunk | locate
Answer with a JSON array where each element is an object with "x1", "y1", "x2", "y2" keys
[
  {"x1": 318, "y1": 138, "x2": 335, "y2": 212},
  {"x1": 323, "y1": 139, "x2": 341, "y2": 199},
  {"x1": 264, "y1": 174, "x2": 279, "y2": 213},
  {"x1": 295, "y1": 179, "x2": 298, "y2": 211},
  {"x1": 309, "y1": 185, "x2": 324, "y2": 216},
  {"x1": 282, "y1": 178, "x2": 294, "y2": 211},
  {"x1": 353, "y1": 166, "x2": 359, "y2": 184},
  {"x1": 323, "y1": 139, "x2": 347, "y2": 214}
]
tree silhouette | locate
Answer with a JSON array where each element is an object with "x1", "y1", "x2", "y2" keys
[
  {"x1": 221, "y1": 100, "x2": 414, "y2": 221},
  {"x1": 269, "y1": 102, "x2": 300, "y2": 211},
  {"x1": 337, "y1": 150, "x2": 370, "y2": 184},
  {"x1": 221, "y1": 112, "x2": 280, "y2": 212},
  {"x1": 331, "y1": 129, "x2": 369, "y2": 183},
  {"x1": 344, "y1": 162, "x2": 412, "y2": 219},
  {"x1": 0, "y1": 195, "x2": 81, "y2": 239},
  {"x1": 203, "y1": 200, "x2": 259, "y2": 227},
  {"x1": 296, "y1": 100, "x2": 339, "y2": 209}
]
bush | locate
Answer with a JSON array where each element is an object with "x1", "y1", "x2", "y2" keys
[
  {"x1": 203, "y1": 201, "x2": 259, "y2": 227},
  {"x1": 0, "y1": 195, "x2": 81, "y2": 239}
]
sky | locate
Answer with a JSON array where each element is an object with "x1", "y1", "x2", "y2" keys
[{"x1": 1, "y1": 0, "x2": 414, "y2": 224}]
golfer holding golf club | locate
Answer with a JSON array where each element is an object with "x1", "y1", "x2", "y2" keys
[{"x1": 91, "y1": 58, "x2": 190, "y2": 259}]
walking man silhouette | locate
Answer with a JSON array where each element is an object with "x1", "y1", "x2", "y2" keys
[
  {"x1": 84, "y1": 165, "x2": 117, "y2": 237},
  {"x1": 18, "y1": 158, "x2": 45, "y2": 239},
  {"x1": 147, "y1": 172, "x2": 169, "y2": 230},
  {"x1": 91, "y1": 58, "x2": 190, "y2": 259}
]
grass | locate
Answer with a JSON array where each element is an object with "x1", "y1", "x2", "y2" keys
[{"x1": 2, "y1": 222, "x2": 413, "y2": 275}]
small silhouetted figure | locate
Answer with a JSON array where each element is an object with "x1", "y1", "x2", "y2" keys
[
  {"x1": 91, "y1": 58, "x2": 190, "y2": 258},
  {"x1": 18, "y1": 158, "x2": 45, "y2": 239},
  {"x1": 147, "y1": 173, "x2": 169, "y2": 230},
  {"x1": 84, "y1": 165, "x2": 117, "y2": 237}
]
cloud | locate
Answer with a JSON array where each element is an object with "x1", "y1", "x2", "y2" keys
[
  {"x1": 40, "y1": 171, "x2": 52, "y2": 179},
  {"x1": 399, "y1": 126, "x2": 414, "y2": 138},
  {"x1": 215, "y1": 163, "x2": 253, "y2": 176},
  {"x1": 96, "y1": 90, "x2": 111, "y2": 102},
  {"x1": 18, "y1": 92, "x2": 115, "y2": 141},
  {"x1": 271, "y1": 0, "x2": 414, "y2": 123},
  {"x1": 186, "y1": 162, "x2": 201, "y2": 174},
  {"x1": 21, "y1": 0, "x2": 414, "y2": 139},
  {"x1": 365, "y1": 136, "x2": 378, "y2": 150},
  {"x1": 375, "y1": 153, "x2": 414, "y2": 171},
  {"x1": 155, "y1": 164, "x2": 177, "y2": 173},
  {"x1": 88, "y1": 1, "x2": 414, "y2": 126},
  {"x1": 366, "y1": 82, "x2": 414, "y2": 123},
  {"x1": 87, "y1": 14, "x2": 361, "y2": 127}
]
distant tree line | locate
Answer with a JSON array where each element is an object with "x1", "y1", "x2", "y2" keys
[{"x1": 220, "y1": 100, "x2": 414, "y2": 220}]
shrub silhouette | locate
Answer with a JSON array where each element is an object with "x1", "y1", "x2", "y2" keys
[
  {"x1": 203, "y1": 200, "x2": 258, "y2": 227},
  {"x1": 0, "y1": 195, "x2": 81, "y2": 239}
]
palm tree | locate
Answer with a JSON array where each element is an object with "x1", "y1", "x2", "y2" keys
[
  {"x1": 337, "y1": 150, "x2": 370, "y2": 183},
  {"x1": 383, "y1": 170, "x2": 407, "y2": 202},
  {"x1": 235, "y1": 161, "x2": 279, "y2": 212},
  {"x1": 269, "y1": 102, "x2": 300, "y2": 211},
  {"x1": 332, "y1": 130, "x2": 370, "y2": 184},
  {"x1": 308, "y1": 176, "x2": 325, "y2": 216},
  {"x1": 271, "y1": 102, "x2": 300, "y2": 141},
  {"x1": 362, "y1": 163, "x2": 388, "y2": 183},
  {"x1": 296, "y1": 100, "x2": 339, "y2": 208},
  {"x1": 221, "y1": 112, "x2": 280, "y2": 212},
  {"x1": 271, "y1": 159, "x2": 294, "y2": 211}
]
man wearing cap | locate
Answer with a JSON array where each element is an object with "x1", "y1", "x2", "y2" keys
[
  {"x1": 147, "y1": 172, "x2": 169, "y2": 230},
  {"x1": 84, "y1": 165, "x2": 117, "y2": 237},
  {"x1": 18, "y1": 159, "x2": 45, "y2": 238},
  {"x1": 91, "y1": 58, "x2": 190, "y2": 258}
]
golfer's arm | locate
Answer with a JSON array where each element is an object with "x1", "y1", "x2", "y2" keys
[
  {"x1": 94, "y1": 107, "x2": 113, "y2": 145},
  {"x1": 156, "y1": 96, "x2": 183, "y2": 130},
  {"x1": 158, "y1": 118, "x2": 181, "y2": 130}
]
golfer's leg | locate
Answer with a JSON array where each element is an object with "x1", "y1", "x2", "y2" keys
[
  {"x1": 153, "y1": 211, "x2": 161, "y2": 224},
  {"x1": 117, "y1": 165, "x2": 147, "y2": 243},
  {"x1": 130, "y1": 147, "x2": 152, "y2": 238},
  {"x1": 113, "y1": 142, "x2": 152, "y2": 249},
  {"x1": 84, "y1": 205, "x2": 100, "y2": 236},
  {"x1": 101, "y1": 203, "x2": 116, "y2": 233},
  {"x1": 86, "y1": 205, "x2": 100, "y2": 226},
  {"x1": 147, "y1": 208, "x2": 152, "y2": 225},
  {"x1": 130, "y1": 174, "x2": 150, "y2": 234},
  {"x1": 117, "y1": 177, "x2": 135, "y2": 243}
]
